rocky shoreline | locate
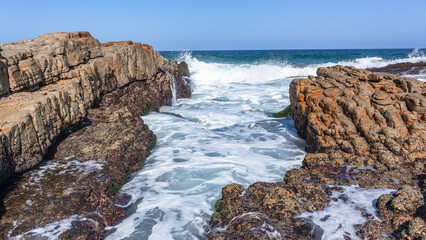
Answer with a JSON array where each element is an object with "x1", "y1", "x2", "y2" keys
[
  {"x1": 367, "y1": 61, "x2": 426, "y2": 75},
  {"x1": 208, "y1": 66, "x2": 425, "y2": 239},
  {"x1": 0, "y1": 32, "x2": 191, "y2": 238},
  {"x1": 0, "y1": 32, "x2": 425, "y2": 240}
]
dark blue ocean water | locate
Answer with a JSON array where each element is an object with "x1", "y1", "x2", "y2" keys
[{"x1": 161, "y1": 48, "x2": 425, "y2": 66}]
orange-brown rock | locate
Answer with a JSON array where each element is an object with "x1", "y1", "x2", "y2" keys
[{"x1": 208, "y1": 66, "x2": 425, "y2": 240}]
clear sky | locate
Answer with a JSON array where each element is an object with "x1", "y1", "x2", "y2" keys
[{"x1": 0, "y1": 0, "x2": 425, "y2": 50}]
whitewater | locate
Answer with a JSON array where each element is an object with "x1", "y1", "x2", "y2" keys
[{"x1": 104, "y1": 49, "x2": 426, "y2": 240}]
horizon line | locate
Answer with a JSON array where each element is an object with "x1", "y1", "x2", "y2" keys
[{"x1": 159, "y1": 47, "x2": 426, "y2": 52}]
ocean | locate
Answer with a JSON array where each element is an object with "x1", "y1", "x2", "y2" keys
[{"x1": 106, "y1": 48, "x2": 426, "y2": 239}]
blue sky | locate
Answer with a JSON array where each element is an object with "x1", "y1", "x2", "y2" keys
[{"x1": 0, "y1": 0, "x2": 425, "y2": 50}]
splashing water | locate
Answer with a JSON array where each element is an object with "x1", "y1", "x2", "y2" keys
[
  {"x1": 166, "y1": 71, "x2": 178, "y2": 105},
  {"x1": 103, "y1": 49, "x2": 425, "y2": 239},
  {"x1": 408, "y1": 48, "x2": 426, "y2": 58},
  {"x1": 183, "y1": 76, "x2": 197, "y2": 91},
  {"x1": 174, "y1": 49, "x2": 426, "y2": 85},
  {"x1": 106, "y1": 53, "x2": 309, "y2": 240},
  {"x1": 9, "y1": 48, "x2": 426, "y2": 239}
]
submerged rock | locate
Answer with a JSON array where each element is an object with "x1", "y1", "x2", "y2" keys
[
  {"x1": 273, "y1": 105, "x2": 292, "y2": 118},
  {"x1": 208, "y1": 66, "x2": 425, "y2": 240}
]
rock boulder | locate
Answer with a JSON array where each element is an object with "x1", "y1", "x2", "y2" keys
[{"x1": 208, "y1": 66, "x2": 425, "y2": 240}]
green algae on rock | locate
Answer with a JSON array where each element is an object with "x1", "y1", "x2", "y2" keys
[{"x1": 273, "y1": 105, "x2": 292, "y2": 118}]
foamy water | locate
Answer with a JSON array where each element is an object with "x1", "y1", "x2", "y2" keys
[
  {"x1": 15, "y1": 49, "x2": 423, "y2": 240},
  {"x1": 10, "y1": 215, "x2": 92, "y2": 240},
  {"x1": 298, "y1": 186, "x2": 395, "y2": 240},
  {"x1": 105, "y1": 49, "x2": 426, "y2": 240},
  {"x1": 182, "y1": 48, "x2": 426, "y2": 85}
]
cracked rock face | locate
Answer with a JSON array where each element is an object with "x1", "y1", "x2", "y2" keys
[
  {"x1": 0, "y1": 32, "x2": 192, "y2": 239},
  {"x1": 0, "y1": 32, "x2": 103, "y2": 93},
  {"x1": 0, "y1": 32, "x2": 191, "y2": 185},
  {"x1": 208, "y1": 66, "x2": 425, "y2": 240}
]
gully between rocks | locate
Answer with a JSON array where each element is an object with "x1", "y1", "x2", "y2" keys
[{"x1": 0, "y1": 36, "x2": 425, "y2": 240}]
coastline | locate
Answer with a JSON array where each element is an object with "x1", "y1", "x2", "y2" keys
[
  {"x1": 0, "y1": 35, "x2": 424, "y2": 239},
  {"x1": 0, "y1": 32, "x2": 192, "y2": 238},
  {"x1": 208, "y1": 66, "x2": 425, "y2": 239}
]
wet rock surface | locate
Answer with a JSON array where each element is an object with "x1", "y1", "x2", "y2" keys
[
  {"x1": 0, "y1": 32, "x2": 191, "y2": 239},
  {"x1": 368, "y1": 61, "x2": 426, "y2": 75},
  {"x1": 208, "y1": 66, "x2": 425, "y2": 240},
  {"x1": 0, "y1": 32, "x2": 189, "y2": 184}
]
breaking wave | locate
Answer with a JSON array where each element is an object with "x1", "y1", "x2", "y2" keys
[
  {"x1": 176, "y1": 48, "x2": 426, "y2": 86},
  {"x1": 107, "y1": 48, "x2": 425, "y2": 240}
]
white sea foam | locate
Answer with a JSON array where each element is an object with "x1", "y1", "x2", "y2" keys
[
  {"x1": 176, "y1": 49, "x2": 426, "y2": 87},
  {"x1": 107, "y1": 49, "x2": 424, "y2": 240},
  {"x1": 106, "y1": 114, "x2": 305, "y2": 239},
  {"x1": 10, "y1": 215, "x2": 92, "y2": 240},
  {"x1": 212, "y1": 212, "x2": 282, "y2": 239},
  {"x1": 25, "y1": 160, "x2": 103, "y2": 185},
  {"x1": 408, "y1": 48, "x2": 426, "y2": 58},
  {"x1": 20, "y1": 159, "x2": 103, "y2": 196},
  {"x1": 298, "y1": 185, "x2": 395, "y2": 240},
  {"x1": 177, "y1": 51, "x2": 318, "y2": 85}
]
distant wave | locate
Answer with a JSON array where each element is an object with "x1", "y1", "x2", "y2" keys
[
  {"x1": 177, "y1": 51, "x2": 318, "y2": 85},
  {"x1": 339, "y1": 48, "x2": 426, "y2": 69},
  {"x1": 177, "y1": 49, "x2": 426, "y2": 86},
  {"x1": 408, "y1": 48, "x2": 426, "y2": 58}
]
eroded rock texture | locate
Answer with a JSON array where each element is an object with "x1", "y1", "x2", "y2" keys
[
  {"x1": 0, "y1": 32, "x2": 191, "y2": 238},
  {"x1": 0, "y1": 32, "x2": 190, "y2": 184},
  {"x1": 208, "y1": 66, "x2": 425, "y2": 240}
]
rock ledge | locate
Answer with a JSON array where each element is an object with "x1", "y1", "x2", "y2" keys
[{"x1": 0, "y1": 32, "x2": 192, "y2": 239}]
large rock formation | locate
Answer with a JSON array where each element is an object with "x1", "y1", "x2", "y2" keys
[
  {"x1": 0, "y1": 32, "x2": 191, "y2": 238},
  {"x1": 208, "y1": 66, "x2": 425, "y2": 239},
  {"x1": 0, "y1": 32, "x2": 190, "y2": 184}
]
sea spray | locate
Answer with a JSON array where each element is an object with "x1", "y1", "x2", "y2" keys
[
  {"x1": 408, "y1": 48, "x2": 426, "y2": 58},
  {"x1": 173, "y1": 49, "x2": 426, "y2": 86},
  {"x1": 176, "y1": 51, "x2": 319, "y2": 85},
  {"x1": 165, "y1": 72, "x2": 177, "y2": 105},
  {"x1": 183, "y1": 76, "x2": 197, "y2": 91},
  {"x1": 108, "y1": 48, "x2": 426, "y2": 239}
]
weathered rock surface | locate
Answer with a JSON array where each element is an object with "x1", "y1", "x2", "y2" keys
[
  {"x1": 0, "y1": 32, "x2": 191, "y2": 238},
  {"x1": 208, "y1": 66, "x2": 425, "y2": 240},
  {"x1": 0, "y1": 32, "x2": 190, "y2": 185}
]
